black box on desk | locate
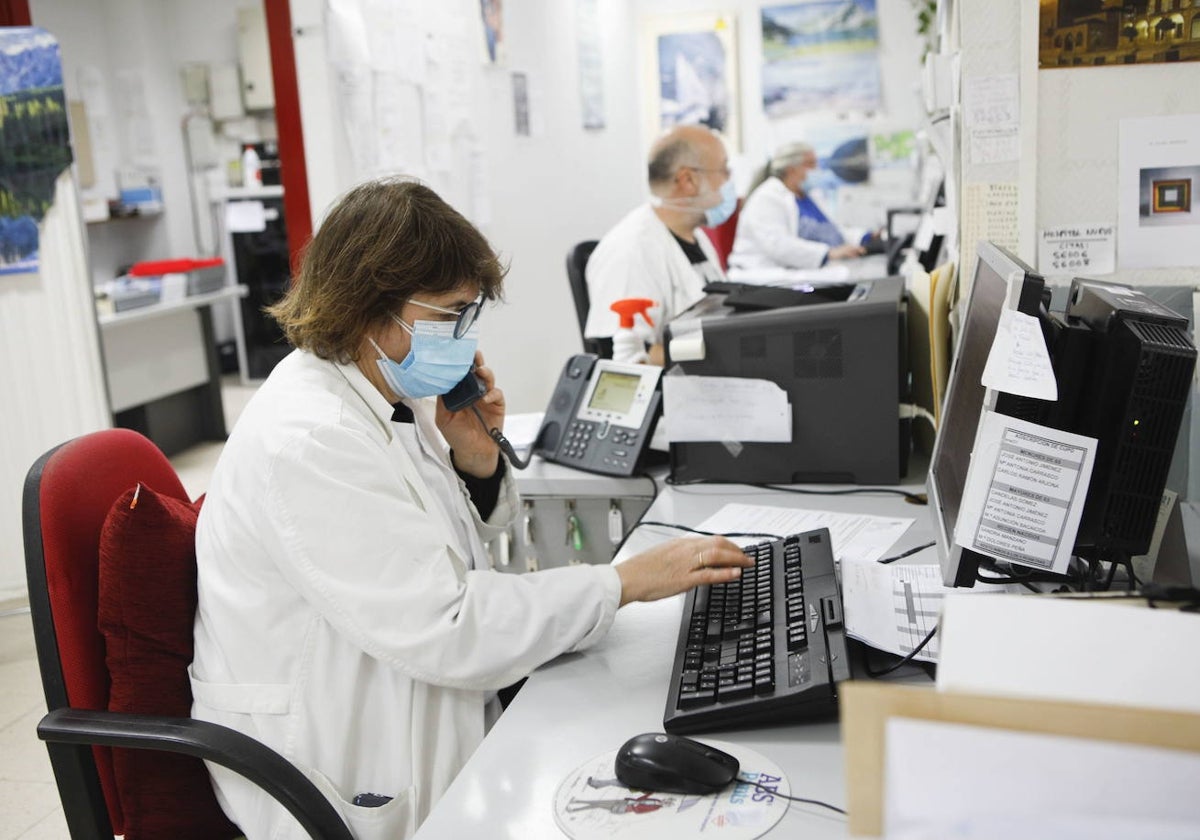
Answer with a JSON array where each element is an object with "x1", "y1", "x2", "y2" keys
[{"x1": 664, "y1": 275, "x2": 909, "y2": 485}]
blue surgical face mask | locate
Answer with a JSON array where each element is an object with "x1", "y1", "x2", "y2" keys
[
  {"x1": 704, "y1": 177, "x2": 738, "y2": 227},
  {"x1": 370, "y1": 316, "x2": 480, "y2": 399}
]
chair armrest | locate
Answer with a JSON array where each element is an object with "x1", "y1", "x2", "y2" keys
[{"x1": 38, "y1": 708, "x2": 354, "y2": 840}]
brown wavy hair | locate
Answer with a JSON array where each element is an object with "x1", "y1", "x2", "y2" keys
[{"x1": 267, "y1": 178, "x2": 507, "y2": 363}]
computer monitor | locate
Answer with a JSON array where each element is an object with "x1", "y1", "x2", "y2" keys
[
  {"x1": 928, "y1": 241, "x2": 1197, "y2": 588},
  {"x1": 927, "y1": 242, "x2": 1048, "y2": 587}
]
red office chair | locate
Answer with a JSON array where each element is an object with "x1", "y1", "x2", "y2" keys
[
  {"x1": 23, "y1": 428, "x2": 353, "y2": 840},
  {"x1": 698, "y1": 198, "x2": 743, "y2": 271}
]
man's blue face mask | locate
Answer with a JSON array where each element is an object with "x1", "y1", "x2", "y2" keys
[
  {"x1": 704, "y1": 177, "x2": 738, "y2": 227},
  {"x1": 371, "y1": 313, "x2": 480, "y2": 400}
]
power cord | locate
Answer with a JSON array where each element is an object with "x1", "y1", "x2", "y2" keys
[
  {"x1": 877, "y1": 541, "x2": 935, "y2": 564},
  {"x1": 637, "y1": 520, "x2": 781, "y2": 541},
  {"x1": 740, "y1": 483, "x2": 927, "y2": 506},
  {"x1": 898, "y1": 402, "x2": 937, "y2": 431},
  {"x1": 864, "y1": 623, "x2": 937, "y2": 678},
  {"x1": 735, "y1": 777, "x2": 846, "y2": 815}
]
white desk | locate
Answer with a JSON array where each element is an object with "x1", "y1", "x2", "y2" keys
[{"x1": 414, "y1": 470, "x2": 935, "y2": 839}]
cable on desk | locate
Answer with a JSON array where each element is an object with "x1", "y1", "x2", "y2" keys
[
  {"x1": 877, "y1": 541, "x2": 935, "y2": 564},
  {"x1": 735, "y1": 777, "x2": 846, "y2": 815},
  {"x1": 637, "y1": 520, "x2": 781, "y2": 541},
  {"x1": 742, "y1": 482, "x2": 928, "y2": 506},
  {"x1": 864, "y1": 623, "x2": 937, "y2": 679}
]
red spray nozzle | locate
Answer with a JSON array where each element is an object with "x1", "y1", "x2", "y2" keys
[{"x1": 610, "y1": 298, "x2": 656, "y2": 329}]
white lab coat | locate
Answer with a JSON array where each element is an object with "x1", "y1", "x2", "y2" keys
[
  {"x1": 729, "y1": 177, "x2": 863, "y2": 271},
  {"x1": 190, "y1": 350, "x2": 621, "y2": 840},
  {"x1": 583, "y1": 203, "x2": 722, "y2": 346}
]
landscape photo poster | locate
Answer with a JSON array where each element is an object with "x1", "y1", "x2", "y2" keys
[
  {"x1": 760, "y1": 0, "x2": 881, "y2": 117},
  {"x1": 0, "y1": 28, "x2": 72, "y2": 277}
]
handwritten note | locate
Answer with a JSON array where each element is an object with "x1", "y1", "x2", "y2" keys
[
  {"x1": 1037, "y1": 224, "x2": 1116, "y2": 276},
  {"x1": 662, "y1": 377, "x2": 791, "y2": 443},
  {"x1": 980, "y1": 308, "x2": 1058, "y2": 401},
  {"x1": 963, "y1": 74, "x2": 1019, "y2": 165}
]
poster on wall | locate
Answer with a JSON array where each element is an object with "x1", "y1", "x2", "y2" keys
[
  {"x1": 576, "y1": 0, "x2": 606, "y2": 130},
  {"x1": 0, "y1": 28, "x2": 72, "y2": 277},
  {"x1": 1038, "y1": 0, "x2": 1200, "y2": 70},
  {"x1": 480, "y1": 0, "x2": 505, "y2": 64},
  {"x1": 640, "y1": 13, "x2": 740, "y2": 151},
  {"x1": 760, "y1": 0, "x2": 881, "y2": 118},
  {"x1": 1118, "y1": 114, "x2": 1200, "y2": 269}
]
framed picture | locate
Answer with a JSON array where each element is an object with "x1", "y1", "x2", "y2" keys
[
  {"x1": 639, "y1": 12, "x2": 740, "y2": 152},
  {"x1": 1152, "y1": 178, "x2": 1191, "y2": 213},
  {"x1": 760, "y1": 0, "x2": 881, "y2": 117}
]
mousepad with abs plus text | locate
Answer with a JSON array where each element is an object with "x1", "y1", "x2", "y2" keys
[{"x1": 553, "y1": 740, "x2": 789, "y2": 839}]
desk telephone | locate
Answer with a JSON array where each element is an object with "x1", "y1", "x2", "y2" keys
[{"x1": 534, "y1": 354, "x2": 662, "y2": 476}]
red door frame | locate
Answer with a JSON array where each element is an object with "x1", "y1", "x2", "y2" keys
[
  {"x1": 263, "y1": 0, "x2": 312, "y2": 272},
  {"x1": 0, "y1": 1, "x2": 32, "y2": 26}
]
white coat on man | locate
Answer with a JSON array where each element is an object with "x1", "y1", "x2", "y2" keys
[
  {"x1": 729, "y1": 176, "x2": 865, "y2": 272},
  {"x1": 583, "y1": 203, "x2": 723, "y2": 348},
  {"x1": 190, "y1": 349, "x2": 621, "y2": 840}
]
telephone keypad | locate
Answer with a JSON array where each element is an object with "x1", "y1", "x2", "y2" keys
[{"x1": 563, "y1": 420, "x2": 594, "y2": 460}]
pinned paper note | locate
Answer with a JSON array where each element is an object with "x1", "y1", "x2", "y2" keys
[
  {"x1": 980, "y1": 308, "x2": 1057, "y2": 401},
  {"x1": 225, "y1": 200, "x2": 267, "y2": 233},
  {"x1": 662, "y1": 377, "x2": 791, "y2": 443},
  {"x1": 1038, "y1": 224, "x2": 1116, "y2": 276},
  {"x1": 954, "y1": 411, "x2": 1097, "y2": 574}
]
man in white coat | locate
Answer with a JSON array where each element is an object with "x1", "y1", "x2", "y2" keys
[
  {"x1": 728, "y1": 142, "x2": 871, "y2": 273},
  {"x1": 190, "y1": 179, "x2": 751, "y2": 840},
  {"x1": 584, "y1": 124, "x2": 736, "y2": 364}
]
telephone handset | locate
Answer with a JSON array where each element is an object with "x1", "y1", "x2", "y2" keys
[
  {"x1": 441, "y1": 369, "x2": 531, "y2": 469},
  {"x1": 534, "y1": 354, "x2": 662, "y2": 476}
]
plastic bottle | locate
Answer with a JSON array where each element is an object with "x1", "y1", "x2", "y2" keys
[
  {"x1": 609, "y1": 298, "x2": 656, "y2": 364},
  {"x1": 241, "y1": 144, "x2": 261, "y2": 189}
]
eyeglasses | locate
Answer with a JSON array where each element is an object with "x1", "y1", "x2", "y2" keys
[{"x1": 408, "y1": 294, "x2": 485, "y2": 339}]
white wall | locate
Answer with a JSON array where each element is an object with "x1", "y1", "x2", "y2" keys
[{"x1": 291, "y1": 0, "x2": 924, "y2": 412}]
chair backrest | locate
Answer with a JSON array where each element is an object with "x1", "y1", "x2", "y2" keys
[
  {"x1": 698, "y1": 198, "x2": 743, "y2": 271},
  {"x1": 566, "y1": 239, "x2": 598, "y2": 339},
  {"x1": 22, "y1": 429, "x2": 209, "y2": 837},
  {"x1": 565, "y1": 240, "x2": 615, "y2": 358}
]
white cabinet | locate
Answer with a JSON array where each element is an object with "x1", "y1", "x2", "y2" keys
[{"x1": 237, "y1": 6, "x2": 275, "y2": 111}]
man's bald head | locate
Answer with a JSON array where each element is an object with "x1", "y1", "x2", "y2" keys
[{"x1": 647, "y1": 125, "x2": 726, "y2": 197}]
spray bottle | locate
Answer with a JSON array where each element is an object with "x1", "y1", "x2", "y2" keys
[{"x1": 609, "y1": 298, "x2": 656, "y2": 364}]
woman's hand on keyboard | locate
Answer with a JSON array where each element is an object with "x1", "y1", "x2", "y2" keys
[{"x1": 616, "y1": 536, "x2": 752, "y2": 607}]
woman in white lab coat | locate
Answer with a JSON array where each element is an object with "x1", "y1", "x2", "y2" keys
[
  {"x1": 729, "y1": 142, "x2": 870, "y2": 272},
  {"x1": 189, "y1": 178, "x2": 750, "y2": 840}
]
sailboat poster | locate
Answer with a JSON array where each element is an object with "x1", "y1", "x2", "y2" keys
[
  {"x1": 761, "y1": 0, "x2": 881, "y2": 117},
  {"x1": 641, "y1": 13, "x2": 740, "y2": 151}
]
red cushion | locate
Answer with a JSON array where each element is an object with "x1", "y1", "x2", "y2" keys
[{"x1": 97, "y1": 485, "x2": 240, "y2": 840}]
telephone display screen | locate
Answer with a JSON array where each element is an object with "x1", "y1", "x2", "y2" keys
[{"x1": 588, "y1": 371, "x2": 640, "y2": 414}]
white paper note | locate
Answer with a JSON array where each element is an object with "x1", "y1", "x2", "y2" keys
[
  {"x1": 225, "y1": 200, "x2": 267, "y2": 233},
  {"x1": 662, "y1": 377, "x2": 791, "y2": 443},
  {"x1": 954, "y1": 412, "x2": 1097, "y2": 574},
  {"x1": 980, "y1": 308, "x2": 1058, "y2": 401},
  {"x1": 1038, "y1": 224, "x2": 1116, "y2": 276}
]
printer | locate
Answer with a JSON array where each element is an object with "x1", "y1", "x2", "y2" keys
[{"x1": 664, "y1": 275, "x2": 909, "y2": 485}]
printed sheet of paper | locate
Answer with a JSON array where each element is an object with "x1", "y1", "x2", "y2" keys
[
  {"x1": 960, "y1": 182, "x2": 1018, "y2": 296},
  {"x1": 954, "y1": 411, "x2": 1097, "y2": 574},
  {"x1": 1037, "y1": 224, "x2": 1116, "y2": 277},
  {"x1": 695, "y1": 503, "x2": 913, "y2": 567},
  {"x1": 662, "y1": 378, "x2": 791, "y2": 443},
  {"x1": 980, "y1": 308, "x2": 1057, "y2": 401},
  {"x1": 225, "y1": 200, "x2": 266, "y2": 233},
  {"x1": 838, "y1": 561, "x2": 1022, "y2": 663}
]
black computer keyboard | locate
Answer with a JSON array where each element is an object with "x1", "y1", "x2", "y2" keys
[{"x1": 663, "y1": 529, "x2": 852, "y2": 734}]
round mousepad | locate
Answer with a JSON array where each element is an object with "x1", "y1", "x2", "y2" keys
[{"x1": 553, "y1": 739, "x2": 790, "y2": 840}]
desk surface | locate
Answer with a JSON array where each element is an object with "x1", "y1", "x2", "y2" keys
[{"x1": 415, "y1": 466, "x2": 934, "y2": 839}]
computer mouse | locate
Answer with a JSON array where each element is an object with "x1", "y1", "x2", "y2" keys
[{"x1": 614, "y1": 732, "x2": 740, "y2": 795}]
